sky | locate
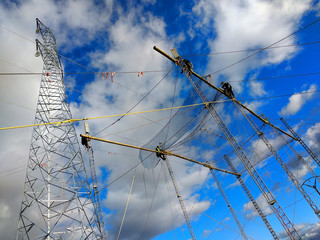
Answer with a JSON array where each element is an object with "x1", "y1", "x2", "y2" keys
[{"x1": 1, "y1": 0, "x2": 320, "y2": 239}]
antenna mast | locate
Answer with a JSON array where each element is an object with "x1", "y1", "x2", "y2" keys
[{"x1": 154, "y1": 46, "x2": 301, "y2": 240}]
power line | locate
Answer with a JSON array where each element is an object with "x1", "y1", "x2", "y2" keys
[
  {"x1": 1, "y1": 89, "x2": 320, "y2": 131},
  {"x1": 93, "y1": 66, "x2": 175, "y2": 136},
  {"x1": 0, "y1": 70, "x2": 169, "y2": 76},
  {"x1": 2, "y1": 70, "x2": 320, "y2": 87},
  {"x1": 230, "y1": 72, "x2": 320, "y2": 83},
  {"x1": 206, "y1": 17, "x2": 320, "y2": 76},
  {"x1": 0, "y1": 25, "x2": 169, "y2": 75},
  {"x1": 183, "y1": 41, "x2": 320, "y2": 57}
]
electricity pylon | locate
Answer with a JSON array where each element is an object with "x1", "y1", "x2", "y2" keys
[{"x1": 16, "y1": 18, "x2": 104, "y2": 240}]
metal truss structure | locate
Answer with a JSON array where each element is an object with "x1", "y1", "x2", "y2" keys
[
  {"x1": 173, "y1": 49, "x2": 302, "y2": 240},
  {"x1": 153, "y1": 46, "x2": 303, "y2": 240},
  {"x1": 16, "y1": 19, "x2": 104, "y2": 240}
]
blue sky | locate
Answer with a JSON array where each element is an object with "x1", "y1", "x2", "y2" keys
[{"x1": 1, "y1": 0, "x2": 320, "y2": 239}]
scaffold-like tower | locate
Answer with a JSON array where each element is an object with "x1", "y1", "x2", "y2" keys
[{"x1": 16, "y1": 18, "x2": 104, "y2": 240}]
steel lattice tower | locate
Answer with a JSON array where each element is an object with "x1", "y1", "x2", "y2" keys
[{"x1": 16, "y1": 19, "x2": 104, "y2": 240}]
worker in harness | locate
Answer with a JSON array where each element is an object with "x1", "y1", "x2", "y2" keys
[
  {"x1": 183, "y1": 59, "x2": 193, "y2": 71},
  {"x1": 220, "y1": 82, "x2": 235, "y2": 98},
  {"x1": 81, "y1": 135, "x2": 90, "y2": 149},
  {"x1": 156, "y1": 145, "x2": 166, "y2": 160},
  {"x1": 181, "y1": 59, "x2": 193, "y2": 76}
]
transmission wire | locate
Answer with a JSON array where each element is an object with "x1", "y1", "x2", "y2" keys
[
  {"x1": 93, "y1": 66, "x2": 175, "y2": 136},
  {"x1": 182, "y1": 41, "x2": 320, "y2": 57},
  {"x1": 206, "y1": 17, "x2": 320, "y2": 76}
]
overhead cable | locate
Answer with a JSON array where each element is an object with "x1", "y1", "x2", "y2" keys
[
  {"x1": 1, "y1": 89, "x2": 320, "y2": 131},
  {"x1": 183, "y1": 41, "x2": 320, "y2": 57},
  {"x1": 93, "y1": 66, "x2": 174, "y2": 136},
  {"x1": 206, "y1": 17, "x2": 320, "y2": 76}
]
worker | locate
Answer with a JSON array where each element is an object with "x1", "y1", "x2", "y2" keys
[
  {"x1": 183, "y1": 59, "x2": 193, "y2": 71},
  {"x1": 81, "y1": 135, "x2": 90, "y2": 149},
  {"x1": 220, "y1": 81, "x2": 235, "y2": 98},
  {"x1": 156, "y1": 145, "x2": 166, "y2": 160},
  {"x1": 181, "y1": 59, "x2": 193, "y2": 76}
]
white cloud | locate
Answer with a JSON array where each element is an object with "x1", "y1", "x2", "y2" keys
[
  {"x1": 243, "y1": 193, "x2": 273, "y2": 219},
  {"x1": 279, "y1": 84, "x2": 317, "y2": 116},
  {"x1": 0, "y1": 0, "x2": 115, "y2": 239},
  {"x1": 0, "y1": 0, "x2": 318, "y2": 239},
  {"x1": 68, "y1": 5, "x2": 213, "y2": 240},
  {"x1": 316, "y1": 1, "x2": 320, "y2": 17},
  {"x1": 0, "y1": 201, "x2": 11, "y2": 219},
  {"x1": 249, "y1": 81, "x2": 267, "y2": 97},
  {"x1": 300, "y1": 222, "x2": 320, "y2": 240},
  {"x1": 305, "y1": 122, "x2": 320, "y2": 155},
  {"x1": 226, "y1": 174, "x2": 250, "y2": 189},
  {"x1": 278, "y1": 222, "x2": 320, "y2": 240},
  {"x1": 192, "y1": 0, "x2": 312, "y2": 92}
]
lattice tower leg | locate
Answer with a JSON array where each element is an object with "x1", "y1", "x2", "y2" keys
[
  {"x1": 16, "y1": 18, "x2": 103, "y2": 240},
  {"x1": 164, "y1": 158, "x2": 196, "y2": 240},
  {"x1": 209, "y1": 167, "x2": 249, "y2": 240},
  {"x1": 177, "y1": 62, "x2": 301, "y2": 240},
  {"x1": 281, "y1": 118, "x2": 320, "y2": 167},
  {"x1": 224, "y1": 155, "x2": 279, "y2": 240},
  {"x1": 234, "y1": 102, "x2": 320, "y2": 218},
  {"x1": 86, "y1": 146, "x2": 106, "y2": 239},
  {"x1": 272, "y1": 126, "x2": 320, "y2": 185}
]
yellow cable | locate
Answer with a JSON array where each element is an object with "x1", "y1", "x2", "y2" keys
[
  {"x1": 0, "y1": 100, "x2": 231, "y2": 131},
  {"x1": 117, "y1": 174, "x2": 135, "y2": 240}
]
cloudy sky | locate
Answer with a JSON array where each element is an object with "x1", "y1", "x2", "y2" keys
[{"x1": 1, "y1": 0, "x2": 320, "y2": 239}]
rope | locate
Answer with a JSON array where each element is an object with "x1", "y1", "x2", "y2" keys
[
  {"x1": 116, "y1": 174, "x2": 136, "y2": 240},
  {"x1": 0, "y1": 100, "x2": 226, "y2": 131}
]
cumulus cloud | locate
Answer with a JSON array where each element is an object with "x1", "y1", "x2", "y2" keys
[
  {"x1": 192, "y1": 0, "x2": 312, "y2": 92},
  {"x1": 69, "y1": 5, "x2": 212, "y2": 240},
  {"x1": 248, "y1": 81, "x2": 267, "y2": 97},
  {"x1": 279, "y1": 222, "x2": 320, "y2": 240},
  {"x1": 1, "y1": 0, "x2": 318, "y2": 239},
  {"x1": 300, "y1": 222, "x2": 320, "y2": 240},
  {"x1": 243, "y1": 193, "x2": 273, "y2": 219},
  {"x1": 279, "y1": 84, "x2": 317, "y2": 116},
  {"x1": 316, "y1": 2, "x2": 320, "y2": 16},
  {"x1": 0, "y1": 0, "x2": 116, "y2": 239},
  {"x1": 305, "y1": 122, "x2": 320, "y2": 155}
]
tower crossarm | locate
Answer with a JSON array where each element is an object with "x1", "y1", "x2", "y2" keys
[
  {"x1": 36, "y1": 18, "x2": 57, "y2": 49},
  {"x1": 224, "y1": 155, "x2": 279, "y2": 240},
  {"x1": 153, "y1": 46, "x2": 296, "y2": 141},
  {"x1": 80, "y1": 134, "x2": 240, "y2": 176},
  {"x1": 154, "y1": 46, "x2": 302, "y2": 240}
]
